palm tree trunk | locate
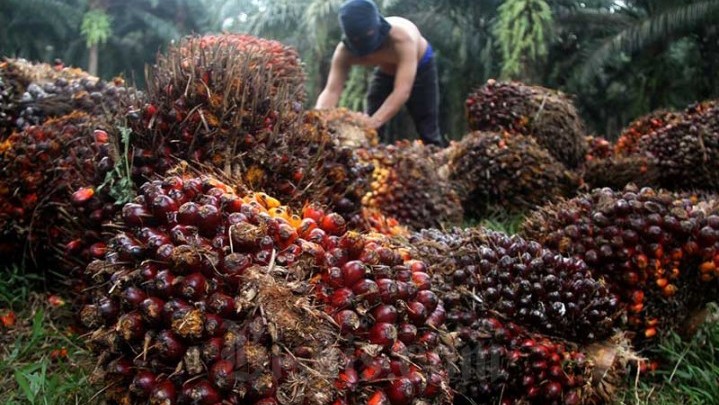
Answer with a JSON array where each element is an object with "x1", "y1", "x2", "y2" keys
[{"x1": 88, "y1": 43, "x2": 98, "y2": 76}]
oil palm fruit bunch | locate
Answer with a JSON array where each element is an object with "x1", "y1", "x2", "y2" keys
[
  {"x1": 356, "y1": 140, "x2": 463, "y2": 230},
  {"x1": 633, "y1": 101, "x2": 719, "y2": 190},
  {"x1": 405, "y1": 228, "x2": 632, "y2": 404},
  {"x1": 130, "y1": 34, "x2": 371, "y2": 221},
  {"x1": 465, "y1": 80, "x2": 588, "y2": 169},
  {"x1": 0, "y1": 58, "x2": 130, "y2": 136},
  {"x1": 309, "y1": 108, "x2": 379, "y2": 149},
  {"x1": 614, "y1": 110, "x2": 680, "y2": 155},
  {"x1": 408, "y1": 227, "x2": 621, "y2": 343},
  {"x1": 521, "y1": 185, "x2": 719, "y2": 345},
  {"x1": 81, "y1": 174, "x2": 454, "y2": 405},
  {"x1": 442, "y1": 131, "x2": 578, "y2": 218},
  {"x1": 129, "y1": 33, "x2": 305, "y2": 180},
  {"x1": 612, "y1": 101, "x2": 719, "y2": 190},
  {"x1": 451, "y1": 315, "x2": 633, "y2": 405},
  {"x1": 0, "y1": 112, "x2": 123, "y2": 274}
]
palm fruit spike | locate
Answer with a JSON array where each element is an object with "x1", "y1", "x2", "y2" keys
[
  {"x1": 614, "y1": 109, "x2": 680, "y2": 155},
  {"x1": 129, "y1": 34, "x2": 372, "y2": 222},
  {"x1": 0, "y1": 112, "x2": 123, "y2": 275},
  {"x1": 521, "y1": 185, "x2": 719, "y2": 345},
  {"x1": 82, "y1": 174, "x2": 453, "y2": 405},
  {"x1": 308, "y1": 108, "x2": 379, "y2": 149},
  {"x1": 408, "y1": 227, "x2": 621, "y2": 343},
  {"x1": 452, "y1": 315, "x2": 635, "y2": 405},
  {"x1": 0, "y1": 58, "x2": 130, "y2": 137},
  {"x1": 441, "y1": 131, "x2": 578, "y2": 218},
  {"x1": 465, "y1": 79, "x2": 588, "y2": 169},
  {"x1": 356, "y1": 140, "x2": 463, "y2": 230}
]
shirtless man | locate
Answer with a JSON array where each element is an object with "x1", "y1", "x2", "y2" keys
[{"x1": 315, "y1": 0, "x2": 446, "y2": 147}]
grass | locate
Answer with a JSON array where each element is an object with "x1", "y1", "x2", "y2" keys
[
  {"x1": 617, "y1": 304, "x2": 719, "y2": 405},
  {"x1": 0, "y1": 265, "x2": 98, "y2": 405}
]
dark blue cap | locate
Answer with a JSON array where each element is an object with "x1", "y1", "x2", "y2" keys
[{"x1": 338, "y1": 0, "x2": 391, "y2": 56}]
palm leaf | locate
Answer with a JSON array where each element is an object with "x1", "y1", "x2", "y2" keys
[{"x1": 580, "y1": 0, "x2": 719, "y2": 81}]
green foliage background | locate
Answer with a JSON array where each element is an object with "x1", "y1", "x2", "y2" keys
[{"x1": 1, "y1": 0, "x2": 718, "y2": 138}]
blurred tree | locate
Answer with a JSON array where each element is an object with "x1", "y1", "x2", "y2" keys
[
  {"x1": 493, "y1": 0, "x2": 553, "y2": 81},
  {"x1": 0, "y1": 0, "x2": 83, "y2": 61}
]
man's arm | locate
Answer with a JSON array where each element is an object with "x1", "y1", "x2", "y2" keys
[
  {"x1": 367, "y1": 40, "x2": 417, "y2": 129},
  {"x1": 315, "y1": 44, "x2": 351, "y2": 109}
]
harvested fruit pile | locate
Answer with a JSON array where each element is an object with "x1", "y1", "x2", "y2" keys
[
  {"x1": 82, "y1": 174, "x2": 453, "y2": 405},
  {"x1": 441, "y1": 131, "x2": 578, "y2": 217},
  {"x1": 5, "y1": 32, "x2": 719, "y2": 405},
  {"x1": 465, "y1": 80, "x2": 588, "y2": 169},
  {"x1": 521, "y1": 185, "x2": 719, "y2": 346},
  {"x1": 357, "y1": 140, "x2": 464, "y2": 230},
  {"x1": 0, "y1": 112, "x2": 121, "y2": 274},
  {"x1": 0, "y1": 58, "x2": 129, "y2": 136}
]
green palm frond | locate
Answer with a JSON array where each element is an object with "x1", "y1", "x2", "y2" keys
[
  {"x1": 580, "y1": 0, "x2": 719, "y2": 81},
  {"x1": 126, "y1": 8, "x2": 182, "y2": 41}
]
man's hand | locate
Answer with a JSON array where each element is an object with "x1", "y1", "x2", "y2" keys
[{"x1": 366, "y1": 115, "x2": 384, "y2": 130}]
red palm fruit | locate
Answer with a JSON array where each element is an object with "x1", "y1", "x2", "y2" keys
[
  {"x1": 367, "y1": 390, "x2": 391, "y2": 405},
  {"x1": 181, "y1": 379, "x2": 220, "y2": 405},
  {"x1": 156, "y1": 330, "x2": 186, "y2": 361},
  {"x1": 361, "y1": 356, "x2": 391, "y2": 382},
  {"x1": 201, "y1": 337, "x2": 223, "y2": 364},
  {"x1": 330, "y1": 288, "x2": 355, "y2": 309},
  {"x1": 209, "y1": 360, "x2": 236, "y2": 391},
  {"x1": 179, "y1": 272, "x2": 208, "y2": 300},
  {"x1": 151, "y1": 194, "x2": 178, "y2": 222},
  {"x1": 341, "y1": 260, "x2": 367, "y2": 286},
  {"x1": 415, "y1": 290, "x2": 438, "y2": 312},
  {"x1": 387, "y1": 377, "x2": 416, "y2": 405},
  {"x1": 204, "y1": 313, "x2": 226, "y2": 337},
  {"x1": 121, "y1": 287, "x2": 147, "y2": 308},
  {"x1": 397, "y1": 323, "x2": 418, "y2": 344},
  {"x1": 71, "y1": 187, "x2": 95, "y2": 205},
  {"x1": 177, "y1": 202, "x2": 201, "y2": 225},
  {"x1": 377, "y1": 279, "x2": 399, "y2": 304},
  {"x1": 302, "y1": 204, "x2": 324, "y2": 224},
  {"x1": 117, "y1": 312, "x2": 144, "y2": 342},
  {"x1": 351, "y1": 279, "x2": 380, "y2": 304},
  {"x1": 208, "y1": 292, "x2": 235, "y2": 317},
  {"x1": 320, "y1": 212, "x2": 347, "y2": 235},
  {"x1": 335, "y1": 367, "x2": 359, "y2": 392},
  {"x1": 369, "y1": 322, "x2": 397, "y2": 348},
  {"x1": 406, "y1": 302, "x2": 428, "y2": 326},
  {"x1": 130, "y1": 370, "x2": 157, "y2": 398},
  {"x1": 372, "y1": 305, "x2": 398, "y2": 324},
  {"x1": 410, "y1": 272, "x2": 431, "y2": 291},
  {"x1": 139, "y1": 297, "x2": 165, "y2": 325},
  {"x1": 334, "y1": 309, "x2": 360, "y2": 334},
  {"x1": 150, "y1": 380, "x2": 177, "y2": 405},
  {"x1": 426, "y1": 304, "x2": 446, "y2": 328}
]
